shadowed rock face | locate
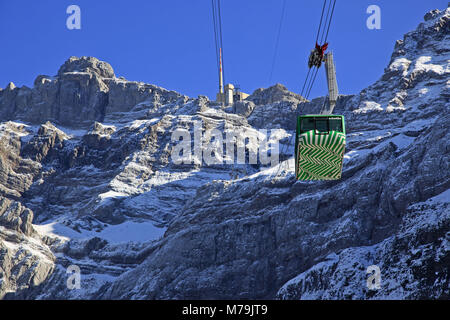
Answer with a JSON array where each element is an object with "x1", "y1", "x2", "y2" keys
[
  {"x1": 0, "y1": 5, "x2": 449, "y2": 300},
  {"x1": 0, "y1": 197, "x2": 55, "y2": 299}
]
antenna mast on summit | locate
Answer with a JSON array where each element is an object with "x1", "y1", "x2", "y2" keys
[{"x1": 212, "y1": 0, "x2": 225, "y2": 104}]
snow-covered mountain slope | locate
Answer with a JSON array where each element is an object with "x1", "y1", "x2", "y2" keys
[
  {"x1": 277, "y1": 190, "x2": 449, "y2": 299},
  {"x1": 0, "y1": 5, "x2": 449, "y2": 299}
]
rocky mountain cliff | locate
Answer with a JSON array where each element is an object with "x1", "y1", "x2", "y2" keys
[{"x1": 0, "y1": 5, "x2": 449, "y2": 299}]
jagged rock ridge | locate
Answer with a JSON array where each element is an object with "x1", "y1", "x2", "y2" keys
[{"x1": 0, "y1": 5, "x2": 449, "y2": 299}]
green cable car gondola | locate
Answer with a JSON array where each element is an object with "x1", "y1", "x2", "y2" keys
[{"x1": 295, "y1": 115, "x2": 346, "y2": 180}]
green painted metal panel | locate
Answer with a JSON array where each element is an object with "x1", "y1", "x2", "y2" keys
[{"x1": 295, "y1": 115, "x2": 346, "y2": 181}]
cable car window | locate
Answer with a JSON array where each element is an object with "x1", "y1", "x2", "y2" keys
[
  {"x1": 315, "y1": 119, "x2": 328, "y2": 133},
  {"x1": 329, "y1": 118, "x2": 343, "y2": 132},
  {"x1": 300, "y1": 118, "x2": 315, "y2": 133}
]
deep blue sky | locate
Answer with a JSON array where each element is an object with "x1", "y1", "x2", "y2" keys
[{"x1": 0, "y1": 0, "x2": 447, "y2": 100}]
